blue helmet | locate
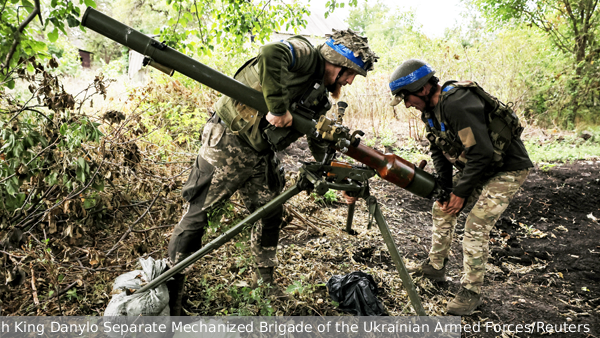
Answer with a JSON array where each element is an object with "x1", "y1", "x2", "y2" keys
[{"x1": 389, "y1": 59, "x2": 435, "y2": 106}]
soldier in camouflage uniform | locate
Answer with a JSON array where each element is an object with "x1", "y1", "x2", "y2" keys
[
  {"x1": 166, "y1": 30, "x2": 378, "y2": 315},
  {"x1": 388, "y1": 59, "x2": 533, "y2": 315}
]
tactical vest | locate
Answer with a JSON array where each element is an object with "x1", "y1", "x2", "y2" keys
[
  {"x1": 214, "y1": 41, "x2": 331, "y2": 153},
  {"x1": 425, "y1": 81, "x2": 524, "y2": 169}
]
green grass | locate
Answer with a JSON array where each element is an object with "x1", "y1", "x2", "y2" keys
[{"x1": 525, "y1": 138, "x2": 600, "y2": 163}]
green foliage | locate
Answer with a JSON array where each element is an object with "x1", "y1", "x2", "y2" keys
[
  {"x1": 348, "y1": 1, "x2": 418, "y2": 44},
  {"x1": 393, "y1": 140, "x2": 430, "y2": 164},
  {"x1": 65, "y1": 288, "x2": 79, "y2": 301},
  {"x1": 285, "y1": 276, "x2": 324, "y2": 301},
  {"x1": 157, "y1": 0, "x2": 310, "y2": 56},
  {"x1": 323, "y1": 0, "x2": 358, "y2": 18},
  {"x1": 379, "y1": 128, "x2": 397, "y2": 147},
  {"x1": 47, "y1": 37, "x2": 82, "y2": 76},
  {"x1": 127, "y1": 76, "x2": 213, "y2": 152},
  {"x1": 471, "y1": 0, "x2": 600, "y2": 127},
  {"x1": 206, "y1": 201, "x2": 234, "y2": 233},
  {"x1": 84, "y1": 28, "x2": 126, "y2": 65},
  {"x1": 539, "y1": 163, "x2": 557, "y2": 172},
  {"x1": 286, "y1": 278, "x2": 307, "y2": 295},
  {"x1": 226, "y1": 285, "x2": 274, "y2": 316},
  {"x1": 312, "y1": 189, "x2": 338, "y2": 206},
  {"x1": 1, "y1": 0, "x2": 94, "y2": 88},
  {"x1": 98, "y1": 52, "x2": 128, "y2": 77},
  {"x1": 472, "y1": 0, "x2": 599, "y2": 62},
  {"x1": 0, "y1": 57, "x2": 107, "y2": 233},
  {"x1": 525, "y1": 135, "x2": 600, "y2": 163}
]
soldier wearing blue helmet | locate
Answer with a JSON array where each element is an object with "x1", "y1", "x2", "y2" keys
[{"x1": 389, "y1": 59, "x2": 533, "y2": 315}]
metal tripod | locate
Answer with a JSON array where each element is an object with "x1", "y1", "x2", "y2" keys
[{"x1": 136, "y1": 162, "x2": 427, "y2": 316}]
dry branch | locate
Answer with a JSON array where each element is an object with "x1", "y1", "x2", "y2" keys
[{"x1": 106, "y1": 186, "x2": 164, "y2": 256}]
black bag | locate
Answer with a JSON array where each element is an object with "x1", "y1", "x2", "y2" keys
[{"x1": 326, "y1": 271, "x2": 387, "y2": 316}]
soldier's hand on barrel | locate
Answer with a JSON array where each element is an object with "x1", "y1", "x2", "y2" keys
[
  {"x1": 441, "y1": 193, "x2": 464, "y2": 215},
  {"x1": 266, "y1": 111, "x2": 293, "y2": 128},
  {"x1": 341, "y1": 191, "x2": 358, "y2": 204}
]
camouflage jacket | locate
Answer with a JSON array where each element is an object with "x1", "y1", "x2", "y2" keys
[
  {"x1": 257, "y1": 36, "x2": 326, "y2": 116},
  {"x1": 423, "y1": 85, "x2": 533, "y2": 198},
  {"x1": 215, "y1": 36, "x2": 329, "y2": 157}
]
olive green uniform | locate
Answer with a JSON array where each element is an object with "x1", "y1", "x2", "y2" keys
[
  {"x1": 168, "y1": 36, "x2": 329, "y2": 269},
  {"x1": 424, "y1": 84, "x2": 533, "y2": 294}
]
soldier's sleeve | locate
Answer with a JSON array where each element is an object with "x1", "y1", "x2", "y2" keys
[
  {"x1": 430, "y1": 144, "x2": 453, "y2": 189},
  {"x1": 444, "y1": 90, "x2": 494, "y2": 198},
  {"x1": 257, "y1": 38, "x2": 318, "y2": 116}
]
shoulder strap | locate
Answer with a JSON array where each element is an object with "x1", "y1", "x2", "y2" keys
[
  {"x1": 233, "y1": 57, "x2": 258, "y2": 78},
  {"x1": 280, "y1": 40, "x2": 296, "y2": 69}
]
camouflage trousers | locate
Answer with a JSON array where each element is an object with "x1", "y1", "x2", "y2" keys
[
  {"x1": 168, "y1": 118, "x2": 284, "y2": 269},
  {"x1": 429, "y1": 169, "x2": 530, "y2": 294}
]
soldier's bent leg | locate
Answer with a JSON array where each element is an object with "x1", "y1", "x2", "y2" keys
[
  {"x1": 167, "y1": 203, "x2": 208, "y2": 316},
  {"x1": 461, "y1": 169, "x2": 530, "y2": 293},
  {"x1": 429, "y1": 172, "x2": 484, "y2": 269},
  {"x1": 429, "y1": 202, "x2": 458, "y2": 269},
  {"x1": 238, "y1": 156, "x2": 283, "y2": 273},
  {"x1": 251, "y1": 205, "x2": 283, "y2": 269},
  {"x1": 168, "y1": 202, "x2": 208, "y2": 263}
]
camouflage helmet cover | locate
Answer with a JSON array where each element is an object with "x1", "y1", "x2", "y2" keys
[
  {"x1": 319, "y1": 29, "x2": 379, "y2": 77},
  {"x1": 389, "y1": 59, "x2": 436, "y2": 106}
]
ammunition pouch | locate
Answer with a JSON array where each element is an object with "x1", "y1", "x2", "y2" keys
[
  {"x1": 426, "y1": 131, "x2": 467, "y2": 171},
  {"x1": 215, "y1": 59, "x2": 271, "y2": 152}
]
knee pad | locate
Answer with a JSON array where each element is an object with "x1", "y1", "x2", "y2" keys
[
  {"x1": 259, "y1": 205, "x2": 283, "y2": 248},
  {"x1": 168, "y1": 211, "x2": 208, "y2": 262}
]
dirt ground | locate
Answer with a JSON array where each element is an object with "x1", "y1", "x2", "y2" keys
[
  {"x1": 1, "y1": 137, "x2": 598, "y2": 338},
  {"x1": 394, "y1": 159, "x2": 599, "y2": 337},
  {"x1": 279, "y1": 139, "x2": 600, "y2": 337}
]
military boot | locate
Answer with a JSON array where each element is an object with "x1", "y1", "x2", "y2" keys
[
  {"x1": 252, "y1": 267, "x2": 288, "y2": 299},
  {"x1": 166, "y1": 273, "x2": 186, "y2": 316},
  {"x1": 407, "y1": 258, "x2": 448, "y2": 282},
  {"x1": 446, "y1": 287, "x2": 483, "y2": 316},
  {"x1": 252, "y1": 267, "x2": 274, "y2": 286}
]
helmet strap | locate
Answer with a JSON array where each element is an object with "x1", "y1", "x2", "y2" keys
[
  {"x1": 411, "y1": 83, "x2": 437, "y2": 108},
  {"x1": 335, "y1": 67, "x2": 347, "y2": 83}
]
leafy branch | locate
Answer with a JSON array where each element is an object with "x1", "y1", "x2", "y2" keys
[{"x1": 1, "y1": 0, "x2": 43, "y2": 76}]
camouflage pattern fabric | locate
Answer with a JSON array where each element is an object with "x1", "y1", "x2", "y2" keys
[
  {"x1": 320, "y1": 29, "x2": 379, "y2": 76},
  {"x1": 169, "y1": 120, "x2": 283, "y2": 269},
  {"x1": 199, "y1": 121, "x2": 279, "y2": 212},
  {"x1": 429, "y1": 169, "x2": 530, "y2": 294}
]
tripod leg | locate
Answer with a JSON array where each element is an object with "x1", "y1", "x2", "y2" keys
[
  {"x1": 136, "y1": 183, "x2": 302, "y2": 295},
  {"x1": 344, "y1": 201, "x2": 357, "y2": 235},
  {"x1": 367, "y1": 197, "x2": 427, "y2": 316}
]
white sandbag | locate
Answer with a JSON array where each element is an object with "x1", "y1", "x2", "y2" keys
[{"x1": 104, "y1": 257, "x2": 170, "y2": 316}]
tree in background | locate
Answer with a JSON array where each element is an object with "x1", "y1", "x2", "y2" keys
[
  {"x1": 347, "y1": 1, "x2": 419, "y2": 46},
  {"x1": 472, "y1": 0, "x2": 599, "y2": 65},
  {"x1": 347, "y1": 1, "x2": 421, "y2": 71},
  {"x1": 157, "y1": 0, "x2": 310, "y2": 56},
  {"x1": 471, "y1": 0, "x2": 600, "y2": 127},
  {"x1": 0, "y1": 0, "x2": 94, "y2": 89}
]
